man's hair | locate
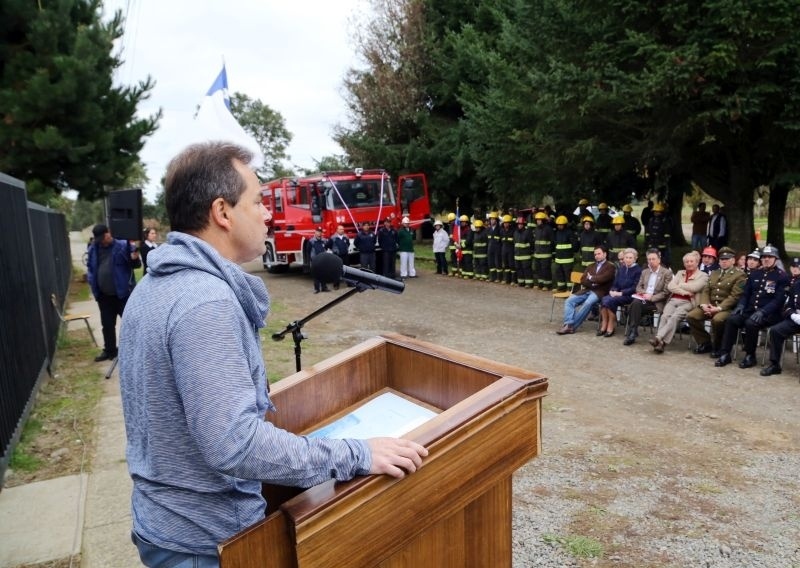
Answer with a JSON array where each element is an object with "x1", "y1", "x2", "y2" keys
[
  {"x1": 594, "y1": 244, "x2": 609, "y2": 254},
  {"x1": 165, "y1": 142, "x2": 254, "y2": 233},
  {"x1": 646, "y1": 248, "x2": 661, "y2": 258}
]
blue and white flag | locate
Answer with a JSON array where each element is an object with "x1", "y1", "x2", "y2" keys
[
  {"x1": 206, "y1": 65, "x2": 231, "y2": 110},
  {"x1": 185, "y1": 64, "x2": 264, "y2": 168}
]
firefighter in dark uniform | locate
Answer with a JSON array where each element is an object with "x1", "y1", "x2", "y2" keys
[
  {"x1": 553, "y1": 215, "x2": 577, "y2": 292},
  {"x1": 714, "y1": 245, "x2": 789, "y2": 369},
  {"x1": 486, "y1": 212, "x2": 502, "y2": 282},
  {"x1": 513, "y1": 216, "x2": 534, "y2": 288},
  {"x1": 446, "y1": 212, "x2": 459, "y2": 276},
  {"x1": 457, "y1": 215, "x2": 474, "y2": 279},
  {"x1": 472, "y1": 219, "x2": 489, "y2": 281},
  {"x1": 578, "y1": 215, "x2": 604, "y2": 268},
  {"x1": 595, "y1": 203, "x2": 613, "y2": 241},
  {"x1": 575, "y1": 198, "x2": 591, "y2": 224},
  {"x1": 686, "y1": 247, "x2": 746, "y2": 356},
  {"x1": 621, "y1": 204, "x2": 641, "y2": 239},
  {"x1": 499, "y1": 214, "x2": 516, "y2": 284},
  {"x1": 645, "y1": 203, "x2": 672, "y2": 267},
  {"x1": 761, "y1": 265, "x2": 800, "y2": 376},
  {"x1": 532, "y1": 211, "x2": 554, "y2": 290},
  {"x1": 607, "y1": 216, "x2": 636, "y2": 260}
]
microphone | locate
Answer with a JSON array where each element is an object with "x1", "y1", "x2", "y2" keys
[{"x1": 311, "y1": 253, "x2": 405, "y2": 294}]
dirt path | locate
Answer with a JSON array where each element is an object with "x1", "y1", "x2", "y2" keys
[{"x1": 251, "y1": 258, "x2": 800, "y2": 567}]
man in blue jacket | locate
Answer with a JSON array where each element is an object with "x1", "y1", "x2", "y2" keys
[{"x1": 87, "y1": 224, "x2": 140, "y2": 362}]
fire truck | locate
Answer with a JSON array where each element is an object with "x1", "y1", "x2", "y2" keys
[{"x1": 260, "y1": 169, "x2": 430, "y2": 273}]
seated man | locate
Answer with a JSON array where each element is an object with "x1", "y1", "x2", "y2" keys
[
  {"x1": 556, "y1": 245, "x2": 615, "y2": 335},
  {"x1": 623, "y1": 248, "x2": 674, "y2": 346},
  {"x1": 686, "y1": 247, "x2": 746, "y2": 356},
  {"x1": 714, "y1": 245, "x2": 789, "y2": 368},
  {"x1": 649, "y1": 251, "x2": 708, "y2": 353},
  {"x1": 761, "y1": 273, "x2": 800, "y2": 376}
]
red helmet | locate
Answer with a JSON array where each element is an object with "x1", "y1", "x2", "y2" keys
[
  {"x1": 516, "y1": 216, "x2": 525, "y2": 224},
  {"x1": 701, "y1": 246, "x2": 717, "y2": 258}
]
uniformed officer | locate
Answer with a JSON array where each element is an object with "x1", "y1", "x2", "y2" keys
[
  {"x1": 512, "y1": 216, "x2": 534, "y2": 287},
  {"x1": 645, "y1": 203, "x2": 672, "y2": 267},
  {"x1": 472, "y1": 219, "x2": 489, "y2": 281},
  {"x1": 457, "y1": 215, "x2": 474, "y2": 279},
  {"x1": 714, "y1": 245, "x2": 789, "y2": 368},
  {"x1": 595, "y1": 203, "x2": 613, "y2": 240},
  {"x1": 578, "y1": 215, "x2": 604, "y2": 268},
  {"x1": 621, "y1": 204, "x2": 641, "y2": 238},
  {"x1": 761, "y1": 269, "x2": 800, "y2": 376},
  {"x1": 532, "y1": 211, "x2": 554, "y2": 290},
  {"x1": 446, "y1": 212, "x2": 458, "y2": 276},
  {"x1": 486, "y1": 212, "x2": 502, "y2": 282},
  {"x1": 553, "y1": 215, "x2": 578, "y2": 292},
  {"x1": 685, "y1": 247, "x2": 746, "y2": 355},
  {"x1": 499, "y1": 214, "x2": 516, "y2": 284},
  {"x1": 606, "y1": 216, "x2": 636, "y2": 259}
]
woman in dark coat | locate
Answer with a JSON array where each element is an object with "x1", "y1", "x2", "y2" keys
[{"x1": 598, "y1": 247, "x2": 642, "y2": 336}]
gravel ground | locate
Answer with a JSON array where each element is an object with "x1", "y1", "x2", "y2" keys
[{"x1": 254, "y1": 258, "x2": 800, "y2": 568}]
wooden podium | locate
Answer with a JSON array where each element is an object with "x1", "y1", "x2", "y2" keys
[{"x1": 218, "y1": 333, "x2": 548, "y2": 567}]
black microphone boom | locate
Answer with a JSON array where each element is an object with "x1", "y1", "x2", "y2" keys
[{"x1": 311, "y1": 254, "x2": 405, "y2": 294}]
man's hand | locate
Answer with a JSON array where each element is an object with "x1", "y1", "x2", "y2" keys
[
  {"x1": 749, "y1": 310, "x2": 765, "y2": 325},
  {"x1": 366, "y1": 438, "x2": 428, "y2": 479}
]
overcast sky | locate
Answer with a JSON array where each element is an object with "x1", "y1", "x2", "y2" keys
[{"x1": 104, "y1": 0, "x2": 367, "y2": 201}]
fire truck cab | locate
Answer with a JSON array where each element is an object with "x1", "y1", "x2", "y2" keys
[{"x1": 260, "y1": 169, "x2": 429, "y2": 273}]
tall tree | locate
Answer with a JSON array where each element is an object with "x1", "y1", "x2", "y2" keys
[
  {"x1": 0, "y1": 0, "x2": 160, "y2": 204},
  {"x1": 230, "y1": 92, "x2": 292, "y2": 179}
]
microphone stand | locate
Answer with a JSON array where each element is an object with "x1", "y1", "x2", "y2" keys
[{"x1": 271, "y1": 282, "x2": 370, "y2": 372}]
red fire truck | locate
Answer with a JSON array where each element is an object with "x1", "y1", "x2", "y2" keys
[{"x1": 260, "y1": 169, "x2": 430, "y2": 273}]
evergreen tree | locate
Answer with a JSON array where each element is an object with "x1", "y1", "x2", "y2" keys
[
  {"x1": 230, "y1": 92, "x2": 292, "y2": 179},
  {"x1": 0, "y1": 0, "x2": 160, "y2": 204}
]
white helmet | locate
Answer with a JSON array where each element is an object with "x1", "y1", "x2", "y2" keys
[{"x1": 402, "y1": 216, "x2": 410, "y2": 224}]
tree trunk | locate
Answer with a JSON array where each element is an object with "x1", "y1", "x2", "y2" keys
[
  {"x1": 667, "y1": 174, "x2": 691, "y2": 247},
  {"x1": 766, "y1": 182, "x2": 789, "y2": 258}
]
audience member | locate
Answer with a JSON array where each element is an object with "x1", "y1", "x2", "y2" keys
[
  {"x1": 699, "y1": 246, "x2": 719, "y2": 275},
  {"x1": 690, "y1": 203, "x2": 711, "y2": 250},
  {"x1": 141, "y1": 228, "x2": 158, "y2": 275},
  {"x1": 556, "y1": 245, "x2": 615, "y2": 335},
  {"x1": 649, "y1": 251, "x2": 708, "y2": 353},
  {"x1": 623, "y1": 249, "x2": 674, "y2": 346},
  {"x1": 714, "y1": 245, "x2": 789, "y2": 368},
  {"x1": 686, "y1": 247, "x2": 746, "y2": 356},
  {"x1": 599, "y1": 248, "x2": 642, "y2": 337},
  {"x1": 761, "y1": 273, "x2": 800, "y2": 376}
]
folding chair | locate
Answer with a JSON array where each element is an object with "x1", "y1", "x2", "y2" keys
[
  {"x1": 51, "y1": 293, "x2": 98, "y2": 346},
  {"x1": 549, "y1": 271, "x2": 584, "y2": 322}
]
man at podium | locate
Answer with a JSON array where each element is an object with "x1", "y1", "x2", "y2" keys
[{"x1": 118, "y1": 142, "x2": 427, "y2": 568}]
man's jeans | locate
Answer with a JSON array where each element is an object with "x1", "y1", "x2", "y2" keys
[
  {"x1": 563, "y1": 292, "x2": 599, "y2": 331},
  {"x1": 132, "y1": 532, "x2": 219, "y2": 568}
]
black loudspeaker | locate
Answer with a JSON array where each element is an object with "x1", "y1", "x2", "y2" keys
[{"x1": 107, "y1": 189, "x2": 143, "y2": 241}]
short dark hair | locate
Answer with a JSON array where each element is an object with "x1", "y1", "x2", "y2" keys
[
  {"x1": 594, "y1": 244, "x2": 608, "y2": 254},
  {"x1": 165, "y1": 142, "x2": 254, "y2": 233},
  {"x1": 92, "y1": 224, "x2": 109, "y2": 238},
  {"x1": 646, "y1": 248, "x2": 661, "y2": 257}
]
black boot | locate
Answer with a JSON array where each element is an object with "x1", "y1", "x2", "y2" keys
[{"x1": 738, "y1": 354, "x2": 757, "y2": 369}]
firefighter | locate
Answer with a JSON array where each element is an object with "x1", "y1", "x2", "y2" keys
[
  {"x1": 645, "y1": 203, "x2": 672, "y2": 267},
  {"x1": 576, "y1": 198, "x2": 591, "y2": 224},
  {"x1": 622, "y1": 204, "x2": 641, "y2": 238},
  {"x1": 553, "y1": 215, "x2": 578, "y2": 292},
  {"x1": 532, "y1": 211, "x2": 554, "y2": 290},
  {"x1": 472, "y1": 219, "x2": 489, "y2": 281},
  {"x1": 499, "y1": 214, "x2": 516, "y2": 284},
  {"x1": 578, "y1": 215, "x2": 604, "y2": 268},
  {"x1": 486, "y1": 211, "x2": 502, "y2": 282},
  {"x1": 513, "y1": 216, "x2": 534, "y2": 288},
  {"x1": 595, "y1": 203, "x2": 613, "y2": 240},
  {"x1": 457, "y1": 215, "x2": 474, "y2": 279},
  {"x1": 607, "y1": 216, "x2": 636, "y2": 260},
  {"x1": 446, "y1": 212, "x2": 459, "y2": 276}
]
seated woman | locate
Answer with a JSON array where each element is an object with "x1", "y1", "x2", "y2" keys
[
  {"x1": 598, "y1": 248, "x2": 642, "y2": 337},
  {"x1": 650, "y1": 250, "x2": 708, "y2": 353}
]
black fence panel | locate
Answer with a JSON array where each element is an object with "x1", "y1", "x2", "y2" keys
[{"x1": 0, "y1": 173, "x2": 69, "y2": 482}]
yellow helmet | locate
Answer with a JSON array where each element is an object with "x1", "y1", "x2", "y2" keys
[
  {"x1": 447, "y1": 212, "x2": 456, "y2": 222},
  {"x1": 578, "y1": 198, "x2": 589, "y2": 206},
  {"x1": 501, "y1": 214, "x2": 513, "y2": 223},
  {"x1": 488, "y1": 211, "x2": 499, "y2": 219},
  {"x1": 581, "y1": 215, "x2": 595, "y2": 224},
  {"x1": 459, "y1": 214, "x2": 469, "y2": 222},
  {"x1": 622, "y1": 204, "x2": 633, "y2": 213},
  {"x1": 534, "y1": 212, "x2": 547, "y2": 220},
  {"x1": 653, "y1": 203, "x2": 665, "y2": 212},
  {"x1": 598, "y1": 202, "x2": 608, "y2": 210},
  {"x1": 555, "y1": 215, "x2": 568, "y2": 225},
  {"x1": 612, "y1": 216, "x2": 625, "y2": 224},
  {"x1": 473, "y1": 219, "x2": 484, "y2": 228}
]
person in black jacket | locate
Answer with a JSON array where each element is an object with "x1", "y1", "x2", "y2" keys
[
  {"x1": 377, "y1": 218, "x2": 398, "y2": 278},
  {"x1": 309, "y1": 228, "x2": 330, "y2": 293},
  {"x1": 327, "y1": 225, "x2": 350, "y2": 289},
  {"x1": 354, "y1": 221, "x2": 376, "y2": 272},
  {"x1": 140, "y1": 227, "x2": 159, "y2": 275}
]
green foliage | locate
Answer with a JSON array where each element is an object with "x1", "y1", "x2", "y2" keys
[
  {"x1": 230, "y1": 92, "x2": 292, "y2": 178},
  {"x1": 0, "y1": 0, "x2": 160, "y2": 203}
]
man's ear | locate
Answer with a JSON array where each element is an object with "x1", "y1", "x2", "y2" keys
[{"x1": 210, "y1": 197, "x2": 232, "y2": 230}]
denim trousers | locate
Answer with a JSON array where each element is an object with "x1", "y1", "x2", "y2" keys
[
  {"x1": 132, "y1": 532, "x2": 219, "y2": 568},
  {"x1": 563, "y1": 291, "x2": 599, "y2": 330}
]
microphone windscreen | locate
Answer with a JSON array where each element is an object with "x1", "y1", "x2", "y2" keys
[{"x1": 311, "y1": 253, "x2": 343, "y2": 283}]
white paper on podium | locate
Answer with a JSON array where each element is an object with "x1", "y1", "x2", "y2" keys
[{"x1": 307, "y1": 392, "x2": 438, "y2": 439}]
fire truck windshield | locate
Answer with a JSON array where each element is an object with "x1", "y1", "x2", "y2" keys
[{"x1": 324, "y1": 180, "x2": 396, "y2": 209}]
